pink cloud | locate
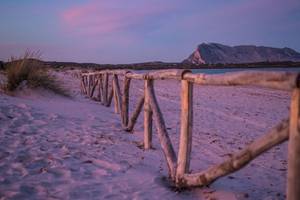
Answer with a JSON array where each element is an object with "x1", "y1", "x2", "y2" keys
[{"x1": 61, "y1": 0, "x2": 174, "y2": 36}]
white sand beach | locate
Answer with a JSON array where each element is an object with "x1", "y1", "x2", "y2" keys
[{"x1": 0, "y1": 69, "x2": 291, "y2": 200}]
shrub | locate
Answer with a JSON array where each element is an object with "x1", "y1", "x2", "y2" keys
[
  {"x1": 0, "y1": 61, "x2": 4, "y2": 70},
  {"x1": 5, "y1": 51, "x2": 70, "y2": 97}
]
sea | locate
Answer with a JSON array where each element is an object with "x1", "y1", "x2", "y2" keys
[{"x1": 191, "y1": 67, "x2": 300, "y2": 74}]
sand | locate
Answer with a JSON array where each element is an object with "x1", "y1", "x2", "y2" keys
[{"x1": 0, "y1": 69, "x2": 291, "y2": 200}]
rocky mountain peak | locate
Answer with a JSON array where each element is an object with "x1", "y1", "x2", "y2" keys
[{"x1": 183, "y1": 43, "x2": 300, "y2": 64}]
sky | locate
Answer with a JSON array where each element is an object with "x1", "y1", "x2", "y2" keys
[{"x1": 0, "y1": 0, "x2": 300, "y2": 64}]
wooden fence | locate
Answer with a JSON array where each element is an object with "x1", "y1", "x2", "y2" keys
[{"x1": 81, "y1": 69, "x2": 299, "y2": 200}]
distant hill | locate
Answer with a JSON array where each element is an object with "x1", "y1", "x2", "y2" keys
[
  {"x1": 1, "y1": 52, "x2": 300, "y2": 72},
  {"x1": 183, "y1": 43, "x2": 300, "y2": 64}
]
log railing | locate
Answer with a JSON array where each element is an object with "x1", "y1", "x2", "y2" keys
[{"x1": 81, "y1": 69, "x2": 299, "y2": 199}]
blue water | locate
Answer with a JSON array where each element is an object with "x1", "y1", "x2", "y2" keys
[{"x1": 191, "y1": 67, "x2": 300, "y2": 74}]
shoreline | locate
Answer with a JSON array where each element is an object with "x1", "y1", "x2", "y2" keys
[{"x1": 1, "y1": 59, "x2": 300, "y2": 71}]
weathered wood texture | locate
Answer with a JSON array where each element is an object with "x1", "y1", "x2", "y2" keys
[
  {"x1": 98, "y1": 74, "x2": 103, "y2": 102},
  {"x1": 147, "y1": 81, "x2": 177, "y2": 180},
  {"x1": 103, "y1": 73, "x2": 109, "y2": 104},
  {"x1": 144, "y1": 79, "x2": 153, "y2": 149},
  {"x1": 112, "y1": 74, "x2": 122, "y2": 114},
  {"x1": 81, "y1": 70, "x2": 298, "y2": 195},
  {"x1": 87, "y1": 75, "x2": 91, "y2": 97},
  {"x1": 83, "y1": 76, "x2": 88, "y2": 94},
  {"x1": 105, "y1": 87, "x2": 114, "y2": 107},
  {"x1": 125, "y1": 69, "x2": 189, "y2": 80},
  {"x1": 81, "y1": 76, "x2": 86, "y2": 94},
  {"x1": 121, "y1": 77, "x2": 131, "y2": 126},
  {"x1": 99, "y1": 74, "x2": 104, "y2": 101},
  {"x1": 176, "y1": 78, "x2": 193, "y2": 182},
  {"x1": 90, "y1": 78, "x2": 99, "y2": 98},
  {"x1": 125, "y1": 95, "x2": 145, "y2": 132},
  {"x1": 287, "y1": 89, "x2": 300, "y2": 200},
  {"x1": 183, "y1": 71, "x2": 296, "y2": 91},
  {"x1": 82, "y1": 70, "x2": 297, "y2": 91},
  {"x1": 180, "y1": 119, "x2": 290, "y2": 187}
]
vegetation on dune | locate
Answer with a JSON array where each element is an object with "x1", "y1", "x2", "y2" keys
[{"x1": 3, "y1": 51, "x2": 70, "y2": 96}]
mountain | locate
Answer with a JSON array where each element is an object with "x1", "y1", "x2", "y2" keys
[{"x1": 184, "y1": 43, "x2": 300, "y2": 64}]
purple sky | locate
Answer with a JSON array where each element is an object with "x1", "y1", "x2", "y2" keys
[{"x1": 0, "y1": 0, "x2": 300, "y2": 64}]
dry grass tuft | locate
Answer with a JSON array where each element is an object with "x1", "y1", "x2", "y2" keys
[{"x1": 4, "y1": 51, "x2": 70, "y2": 97}]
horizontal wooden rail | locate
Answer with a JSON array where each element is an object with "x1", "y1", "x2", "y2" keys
[
  {"x1": 184, "y1": 71, "x2": 297, "y2": 91},
  {"x1": 82, "y1": 69, "x2": 298, "y2": 91}
]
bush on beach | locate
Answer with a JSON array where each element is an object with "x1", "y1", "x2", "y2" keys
[{"x1": 4, "y1": 51, "x2": 70, "y2": 96}]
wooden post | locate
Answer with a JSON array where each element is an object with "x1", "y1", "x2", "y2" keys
[
  {"x1": 84, "y1": 76, "x2": 88, "y2": 95},
  {"x1": 113, "y1": 74, "x2": 122, "y2": 114},
  {"x1": 103, "y1": 73, "x2": 109, "y2": 104},
  {"x1": 147, "y1": 81, "x2": 177, "y2": 180},
  {"x1": 91, "y1": 75, "x2": 94, "y2": 97},
  {"x1": 122, "y1": 77, "x2": 131, "y2": 126},
  {"x1": 176, "y1": 79, "x2": 193, "y2": 182},
  {"x1": 144, "y1": 79, "x2": 153, "y2": 149},
  {"x1": 100, "y1": 74, "x2": 104, "y2": 102},
  {"x1": 287, "y1": 88, "x2": 300, "y2": 200},
  {"x1": 125, "y1": 95, "x2": 145, "y2": 132},
  {"x1": 90, "y1": 74, "x2": 95, "y2": 97},
  {"x1": 90, "y1": 78, "x2": 99, "y2": 98},
  {"x1": 87, "y1": 75, "x2": 90, "y2": 96},
  {"x1": 80, "y1": 76, "x2": 85, "y2": 94},
  {"x1": 112, "y1": 79, "x2": 118, "y2": 112},
  {"x1": 87, "y1": 75, "x2": 91, "y2": 97},
  {"x1": 105, "y1": 87, "x2": 114, "y2": 107},
  {"x1": 97, "y1": 75, "x2": 102, "y2": 101},
  {"x1": 89, "y1": 75, "x2": 93, "y2": 97}
]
